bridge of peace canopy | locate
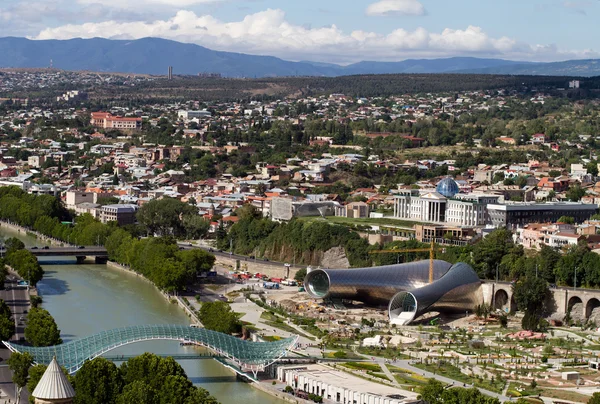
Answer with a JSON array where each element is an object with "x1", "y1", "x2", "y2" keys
[{"x1": 3, "y1": 324, "x2": 298, "y2": 377}]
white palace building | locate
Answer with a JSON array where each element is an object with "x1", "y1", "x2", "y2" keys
[{"x1": 392, "y1": 178, "x2": 500, "y2": 227}]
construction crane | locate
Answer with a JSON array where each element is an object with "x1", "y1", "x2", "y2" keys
[{"x1": 369, "y1": 240, "x2": 438, "y2": 284}]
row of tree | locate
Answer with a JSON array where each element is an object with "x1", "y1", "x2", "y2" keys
[
  {"x1": 10, "y1": 352, "x2": 219, "y2": 404},
  {"x1": 0, "y1": 188, "x2": 215, "y2": 293},
  {"x1": 105, "y1": 231, "x2": 215, "y2": 293}
]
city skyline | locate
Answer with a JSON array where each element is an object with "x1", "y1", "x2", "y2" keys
[{"x1": 0, "y1": 0, "x2": 598, "y2": 64}]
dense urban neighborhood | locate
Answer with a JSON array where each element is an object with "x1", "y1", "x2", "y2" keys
[{"x1": 4, "y1": 69, "x2": 600, "y2": 404}]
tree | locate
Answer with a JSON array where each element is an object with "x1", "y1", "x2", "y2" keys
[
  {"x1": 294, "y1": 268, "x2": 307, "y2": 283},
  {"x1": 6, "y1": 250, "x2": 44, "y2": 286},
  {"x1": 0, "y1": 299, "x2": 14, "y2": 341},
  {"x1": 419, "y1": 378, "x2": 444, "y2": 404},
  {"x1": 24, "y1": 308, "x2": 62, "y2": 347},
  {"x1": 120, "y1": 353, "x2": 187, "y2": 391},
  {"x1": 116, "y1": 380, "x2": 157, "y2": 404},
  {"x1": 27, "y1": 364, "x2": 47, "y2": 404},
  {"x1": 181, "y1": 215, "x2": 210, "y2": 240},
  {"x1": 588, "y1": 392, "x2": 600, "y2": 404},
  {"x1": 75, "y1": 357, "x2": 122, "y2": 404},
  {"x1": 4, "y1": 237, "x2": 25, "y2": 254},
  {"x1": 198, "y1": 301, "x2": 240, "y2": 334},
  {"x1": 566, "y1": 185, "x2": 586, "y2": 202},
  {"x1": 513, "y1": 276, "x2": 549, "y2": 331},
  {"x1": 136, "y1": 198, "x2": 195, "y2": 237},
  {"x1": 557, "y1": 216, "x2": 575, "y2": 224},
  {"x1": 472, "y1": 229, "x2": 515, "y2": 279},
  {"x1": 156, "y1": 375, "x2": 195, "y2": 404},
  {"x1": 175, "y1": 249, "x2": 215, "y2": 281},
  {"x1": 8, "y1": 352, "x2": 33, "y2": 404}
]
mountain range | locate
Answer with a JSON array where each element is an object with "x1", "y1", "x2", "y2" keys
[{"x1": 0, "y1": 36, "x2": 598, "y2": 78}]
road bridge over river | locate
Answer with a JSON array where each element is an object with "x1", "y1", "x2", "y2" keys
[{"x1": 0, "y1": 246, "x2": 110, "y2": 263}]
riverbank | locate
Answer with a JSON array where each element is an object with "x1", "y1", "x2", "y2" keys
[
  {"x1": 0, "y1": 221, "x2": 73, "y2": 248},
  {"x1": 105, "y1": 261, "x2": 202, "y2": 326}
]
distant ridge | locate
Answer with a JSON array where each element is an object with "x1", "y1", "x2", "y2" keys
[{"x1": 0, "y1": 36, "x2": 596, "y2": 78}]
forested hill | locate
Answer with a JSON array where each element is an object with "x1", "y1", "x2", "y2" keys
[{"x1": 2, "y1": 36, "x2": 600, "y2": 77}]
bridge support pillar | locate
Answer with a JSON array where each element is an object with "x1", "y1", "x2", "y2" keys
[
  {"x1": 75, "y1": 256, "x2": 85, "y2": 264},
  {"x1": 95, "y1": 256, "x2": 108, "y2": 264}
]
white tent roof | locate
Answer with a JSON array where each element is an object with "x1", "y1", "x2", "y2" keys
[{"x1": 32, "y1": 357, "x2": 75, "y2": 400}]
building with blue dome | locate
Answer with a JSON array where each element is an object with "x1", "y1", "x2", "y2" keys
[{"x1": 436, "y1": 177, "x2": 460, "y2": 198}]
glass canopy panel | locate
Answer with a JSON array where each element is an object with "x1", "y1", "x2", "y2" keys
[{"x1": 3, "y1": 324, "x2": 297, "y2": 374}]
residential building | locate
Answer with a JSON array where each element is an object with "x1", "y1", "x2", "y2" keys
[
  {"x1": 518, "y1": 222, "x2": 576, "y2": 250},
  {"x1": 177, "y1": 110, "x2": 212, "y2": 119},
  {"x1": 100, "y1": 204, "x2": 138, "y2": 225},
  {"x1": 28, "y1": 155, "x2": 46, "y2": 168},
  {"x1": 91, "y1": 112, "x2": 142, "y2": 130},
  {"x1": 336, "y1": 201, "x2": 370, "y2": 218}
]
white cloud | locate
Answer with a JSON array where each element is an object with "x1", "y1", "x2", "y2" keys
[
  {"x1": 366, "y1": 0, "x2": 426, "y2": 16},
  {"x1": 32, "y1": 9, "x2": 598, "y2": 63}
]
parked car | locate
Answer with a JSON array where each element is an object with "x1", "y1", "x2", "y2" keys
[
  {"x1": 31, "y1": 247, "x2": 38, "y2": 249},
  {"x1": 78, "y1": 246, "x2": 85, "y2": 249},
  {"x1": 43, "y1": 246, "x2": 49, "y2": 250}
]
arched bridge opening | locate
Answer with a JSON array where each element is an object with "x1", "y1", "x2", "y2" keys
[
  {"x1": 586, "y1": 298, "x2": 600, "y2": 320},
  {"x1": 493, "y1": 289, "x2": 513, "y2": 312},
  {"x1": 568, "y1": 296, "x2": 584, "y2": 320}
]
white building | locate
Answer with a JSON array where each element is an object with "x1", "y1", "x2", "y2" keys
[
  {"x1": 393, "y1": 190, "x2": 499, "y2": 226},
  {"x1": 178, "y1": 110, "x2": 212, "y2": 119},
  {"x1": 28, "y1": 155, "x2": 46, "y2": 168},
  {"x1": 277, "y1": 364, "x2": 415, "y2": 404}
]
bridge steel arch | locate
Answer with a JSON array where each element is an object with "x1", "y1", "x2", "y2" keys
[{"x1": 3, "y1": 324, "x2": 297, "y2": 376}]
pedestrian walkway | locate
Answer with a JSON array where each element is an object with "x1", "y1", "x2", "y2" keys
[
  {"x1": 352, "y1": 347, "x2": 510, "y2": 403},
  {"x1": 379, "y1": 362, "x2": 401, "y2": 387}
]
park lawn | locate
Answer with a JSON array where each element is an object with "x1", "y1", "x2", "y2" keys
[
  {"x1": 323, "y1": 350, "x2": 361, "y2": 360},
  {"x1": 260, "y1": 312, "x2": 316, "y2": 340},
  {"x1": 340, "y1": 362, "x2": 382, "y2": 372},
  {"x1": 412, "y1": 362, "x2": 505, "y2": 394},
  {"x1": 538, "y1": 388, "x2": 591, "y2": 403},
  {"x1": 239, "y1": 321, "x2": 259, "y2": 332},
  {"x1": 387, "y1": 366, "x2": 428, "y2": 386},
  {"x1": 357, "y1": 346, "x2": 410, "y2": 360}
]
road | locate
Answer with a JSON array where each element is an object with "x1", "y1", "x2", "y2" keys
[
  {"x1": 0, "y1": 275, "x2": 30, "y2": 403},
  {"x1": 177, "y1": 242, "x2": 304, "y2": 270}
]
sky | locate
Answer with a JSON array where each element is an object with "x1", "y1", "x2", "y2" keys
[{"x1": 0, "y1": 0, "x2": 599, "y2": 64}]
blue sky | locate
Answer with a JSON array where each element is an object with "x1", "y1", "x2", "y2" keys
[{"x1": 0, "y1": 0, "x2": 598, "y2": 64}]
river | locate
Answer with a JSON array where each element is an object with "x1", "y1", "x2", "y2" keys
[{"x1": 0, "y1": 226, "x2": 282, "y2": 404}]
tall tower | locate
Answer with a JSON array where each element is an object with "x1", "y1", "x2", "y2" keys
[
  {"x1": 168, "y1": 66, "x2": 173, "y2": 80},
  {"x1": 32, "y1": 357, "x2": 75, "y2": 404}
]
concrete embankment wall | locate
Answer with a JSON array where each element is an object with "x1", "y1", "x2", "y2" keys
[
  {"x1": 214, "y1": 255, "x2": 300, "y2": 280},
  {"x1": 0, "y1": 221, "x2": 68, "y2": 247}
]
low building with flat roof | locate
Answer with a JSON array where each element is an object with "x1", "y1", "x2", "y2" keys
[
  {"x1": 277, "y1": 364, "x2": 417, "y2": 404},
  {"x1": 487, "y1": 202, "x2": 598, "y2": 228}
]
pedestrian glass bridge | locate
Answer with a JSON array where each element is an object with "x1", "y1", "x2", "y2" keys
[{"x1": 3, "y1": 324, "x2": 297, "y2": 375}]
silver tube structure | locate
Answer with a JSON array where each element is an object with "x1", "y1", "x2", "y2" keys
[
  {"x1": 388, "y1": 262, "x2": 483, "y2": 325},
  {"x1": 304, "y1": 260, "x2": 453, "y2": 306}
]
